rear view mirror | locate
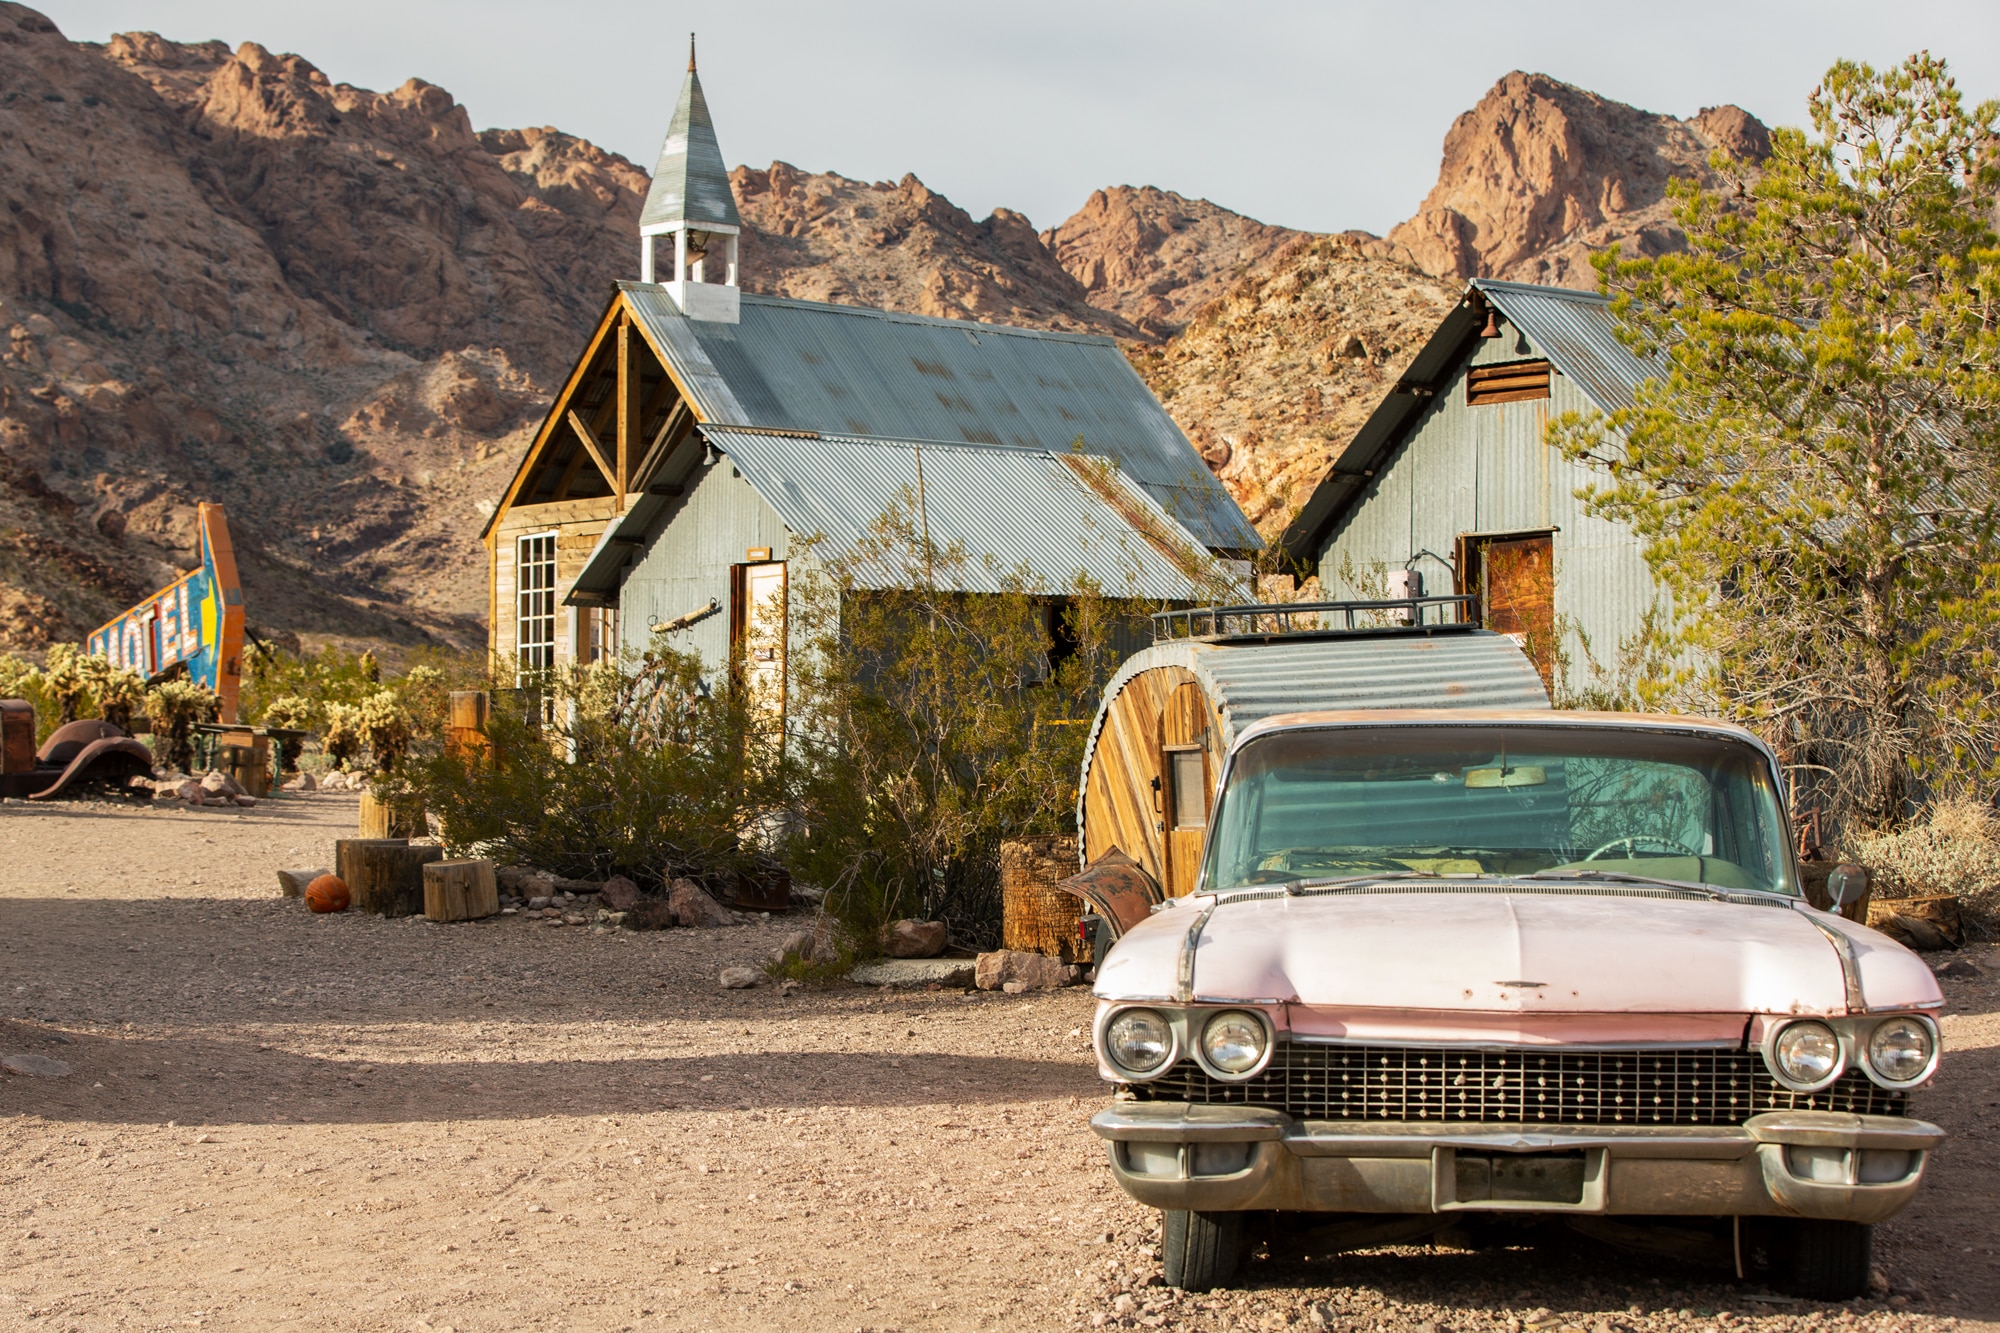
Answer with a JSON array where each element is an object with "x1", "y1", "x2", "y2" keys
[
  {"x1": 1464, "y1": 765, "x2": 1547, "y2": 789},
  {"x1": 1826, "y1": 864, "x2": 1868, "y2": 912}
]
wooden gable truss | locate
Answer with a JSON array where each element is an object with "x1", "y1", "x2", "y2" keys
[{"x1": 488, "y1": 295, "x2": 704, "y2": 525}]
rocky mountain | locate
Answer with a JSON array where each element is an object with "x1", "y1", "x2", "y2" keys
[
  {"x1": 1041, "y1": 186, "x2": 1308, "y2": 339},
  {"x1": 1384, "y1": 71, "x2": 1770, "y2": 287},
  {"x1": 0, "y1": 7, "x2": 648, "y2": 653},
  {"x1": 0, "y1": 0, "x2": 1773, "y2": 656}
]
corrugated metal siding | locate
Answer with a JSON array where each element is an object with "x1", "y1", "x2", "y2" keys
[
  {"x1": 702, "y1": 428, "x2": 1222, "y2": 601},
  {"x1": 1076, "y1": 629, "x2": 1550, "y2": 859},
  {"x1": 1475, "y1": 280, "x2": 1650, "y2": 413},
  {"x1": 1317, "y1": 325, "x2": 1667, "y2": 701},
  {"x1": 615, "y1": 461, "x2": 790, "y2": 668},
  {"x1": 619, "y1": 283, "x2": 1258, "y2": 552}
]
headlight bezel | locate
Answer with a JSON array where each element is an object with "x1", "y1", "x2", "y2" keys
[
  {"x1": 1765, "y1": 1018, "x2": 1845, "y2": 1092},
  {"x1": 1101, "y1": 1006, "x2": 1177, "y2": 1080},
  {"x1": 1862, "y1": 1014, "x2": 1940, "y2": 1089},
  {"x1": 1195, "y1": 1008, "x2": 1274, "y2": 1082}
]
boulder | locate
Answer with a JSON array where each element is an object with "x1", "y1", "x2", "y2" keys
[
  {"x1": 200, "y1": 769, "x2": 246, "y2": 798},
  {"x1": 276, "y1": 867, "x2": 331, "y2": 898},
  {"x1": 233, "y1": 793, "x2": 257, "y2": 808},
  {"x1": 167, "y1": 777, "x2": 203, "y2": 803},
  {"x1": 599, "y1": 876, "x2": 643, "y2": 912},
  {"x1": 1, "y1": 1053, "x2": 70, "y2": 1077},
  {"x1": 849, "y1": 958, "x2": 976, "y2": 988},
  {"x1": 975, "y1": 949, "x2": 1080, "y2": 992},
  {"x1": 624, "y1": 900, "x2": 676, "y2": 931},
  {"x1": 881, "y1": 919, "x2": 946, "y2": 958},
  {"x1": 668, "y1": 878, "x2": 736, "y2": 929},
  {"x1": 719, "y1": 966, "x2": 763, "y2": 989},
  {"x1": 280, "y1": 771, "x2": 317, "y2": 792}
]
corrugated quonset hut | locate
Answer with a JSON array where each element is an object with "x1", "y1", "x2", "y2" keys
[{"x1": 1076, "y1": 602, "x2": 1550, "y2": 898}]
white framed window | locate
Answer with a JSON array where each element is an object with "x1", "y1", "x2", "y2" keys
[{"x1": 516, "y1": 532, "x2": 558, "y2": 677}]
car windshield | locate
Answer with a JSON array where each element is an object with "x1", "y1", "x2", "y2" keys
[{"x1": 1204, "y1": 725, "x2": 1796, "y2": 896}]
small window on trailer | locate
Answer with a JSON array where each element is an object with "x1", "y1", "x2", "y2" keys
[
  {"x1": 1166, "y1": 746, "x2": 1208, "y2": 830},
  {"x1": 516, "y1": 531, "x2": 558, "y2": 677},
  {"x1": 1466, "y1": 360, "x2": 1551, "y2": 406}
]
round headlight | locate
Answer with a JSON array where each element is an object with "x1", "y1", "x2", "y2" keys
[
  {"x1": 1105, "y1": 1008, "x2": 1173, "y2": 1077},
  {"x1": 1773, "y1": 1020, "x2": 1842, "y2": 1088},
  {"x1": 1200, "y1": 1010, "x2": 1268, "y2": 1075},
  {"x1": 1866, "y1": 1017, "x2": 1935, "y2": 1085}
]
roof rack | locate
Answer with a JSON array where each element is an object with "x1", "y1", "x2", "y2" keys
[{"x1": 1152, "y1": 595, "x2": 1475, "y2": 642}]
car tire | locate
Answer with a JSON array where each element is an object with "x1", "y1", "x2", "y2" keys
[
  {"x1": 1774, "y1": 1220, "x2": 1872, "y2": 1301},
  {"x1": 1161, "y1": 1208, "x2": 1244, "y2": 1290}
]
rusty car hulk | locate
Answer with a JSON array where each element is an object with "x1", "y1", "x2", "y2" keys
[{"x1": 1086, "y1": 711, "x2": 1943, "y2": 1298}]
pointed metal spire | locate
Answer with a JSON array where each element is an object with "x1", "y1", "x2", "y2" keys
[{"x1": 640, "y1": 35, "x2": 739, "y2": 231}]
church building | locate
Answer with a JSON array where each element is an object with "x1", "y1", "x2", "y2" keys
[{"x1": 482, "y1": 50, "x2": 1256, "y2": 691}]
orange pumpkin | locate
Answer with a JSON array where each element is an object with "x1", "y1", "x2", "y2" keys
[{"x1": 305, "y1": 873, "x2": 350, "y2": 914}]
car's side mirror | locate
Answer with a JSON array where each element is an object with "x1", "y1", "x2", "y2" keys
[{"x1": 1826, "y1": 864, "x2": 1868, "y2": 912}]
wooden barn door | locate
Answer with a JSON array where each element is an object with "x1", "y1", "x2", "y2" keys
[
  {"x1": 1161, "y1": 682, "x2": 1213, "y2": 898},
  {"x1": 1459, "y1": 532, "x2": 1556, "y2": 693}
]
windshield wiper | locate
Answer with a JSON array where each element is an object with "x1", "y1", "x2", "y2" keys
[
  {"x1": 1519, "y1": 868, "x2": 1771, "y2": 901},
  {"x1": 1217, "y1": 870, "x2": 1433, "y2": 901}
]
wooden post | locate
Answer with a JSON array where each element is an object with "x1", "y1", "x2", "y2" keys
[
  {"x1": 446, "y1": 691, "x2": 491, "y2": 764},
  {"x1": 335, "y1": 838, "x2": 442, "y2": 918},
  {"x1": 1001, "y1": 835, "x2": 1084, "y2": 960},
  {"x1": 424, "y1": 859, "x2": 499, "y2": 922},
  {"x1": 359, "y1": 790, "x2": 426, "y2": 839},
  {"x1": 616, "y1": 316, "x2": 632, "y2": 499}
]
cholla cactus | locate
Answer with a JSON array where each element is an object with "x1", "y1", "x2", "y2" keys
[
  {"x1": 95, "y1": 665, "x2": 150, "y2": 731},
  {"x1": 42, "y1": 643, "x2": 92, "y2": 723},
  {"x1": 261, "y1": 695, "x2": 315, "y2": 732},
  {"x1": 322, "y1": 701, "x2": 364, "y2": 770},
  {"x1": 146, "y1": 678, "x2": 219, "y2": 772},
  {"x1": 355, "y1": 689, "x2": 415, "y2": 771},
  {"x1": 0, "y1": 653, "x2": 43, "y2": 702}
]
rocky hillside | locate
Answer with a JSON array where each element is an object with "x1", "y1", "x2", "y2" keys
[
  {"x1": 0, "y1": 8, "x2": 648, "y2": 653},
  {"x1": 0, "y1": 0, "x2": 1772, "y2": 655},
  {"x1": 1041, "y1": 186, "x2": 1308, "y2": 339}
]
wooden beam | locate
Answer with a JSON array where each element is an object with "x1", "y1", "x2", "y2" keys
[
  {"x1": 630, "y1": 400, "x2": 693, "y2": 495},
  {"x1": 566, "y1": 409, "x2": 617, "y2": 489},
  {"x1": 616, "y1": 316, "x2": 634, "y2": 500}
]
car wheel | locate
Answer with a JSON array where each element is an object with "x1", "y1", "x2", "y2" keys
[
  {"x1": 1161, "y1": 1208, "x2": 1245, "y2": 1290},
  {"x1": 1772, "y1": 1220, "x2": 1872, "y2": 1301}
]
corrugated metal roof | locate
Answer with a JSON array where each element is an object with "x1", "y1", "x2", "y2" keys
[
  {"x1": 1076, "y1": 628, "x2": 1551, "y2": 861},
  {"x1": 639, "y1": 64, "x2": 740, "y2": 231},
  {"x1": 699, "y1": 428, "x2": 1228, "y2": 601},
  {"x1": 1279, "y1": 279, "x2": 1656, "y2": 562},
  {"x1": 621, "y1": 282, "x2": 1259, "y2": 553}
]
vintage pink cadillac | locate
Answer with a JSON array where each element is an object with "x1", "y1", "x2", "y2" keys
[{"x1": 1087, "y1": 708, "x2": 1943, "y2": 1297}]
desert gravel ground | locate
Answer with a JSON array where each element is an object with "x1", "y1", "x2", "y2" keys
[{"x1": 1, "y1": 792, "x2": 1997, "y2": 1333}]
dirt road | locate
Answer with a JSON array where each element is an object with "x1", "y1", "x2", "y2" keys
[{"x1": 2, "y1": 794, "x2": 1996, "y2": 1332}]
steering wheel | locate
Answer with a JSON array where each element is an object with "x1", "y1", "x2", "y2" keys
[{"x1": 1584, "y1": 834, "x2": 1700, "y2": 861}]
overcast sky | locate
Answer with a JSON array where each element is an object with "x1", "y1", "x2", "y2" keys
[{"x1": 38, "y1": 1, "x2": 2000, "y2": 236}]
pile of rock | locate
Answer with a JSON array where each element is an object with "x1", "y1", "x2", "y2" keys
[
  {"x1": 152, "y1": 769, "x2": 258, "y2": 808},
  {"x1": 317, "y1": 771, "x2": 366, "y2": 792},
  {"x1": 975, "y1": 949, "x2": 1082, "y2": 993},
  {"x1": 492, "y1": 866, "x2": 750, "y2": 931}
]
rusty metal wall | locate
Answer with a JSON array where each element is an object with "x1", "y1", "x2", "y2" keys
[{"x1": 1315, "y1": 319, "x2": 1664, "y2": 703}]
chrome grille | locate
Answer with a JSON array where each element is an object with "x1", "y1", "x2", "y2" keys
[{"x1": 1133, "y1": 1044, "x2": 1908, "y2": 1126}]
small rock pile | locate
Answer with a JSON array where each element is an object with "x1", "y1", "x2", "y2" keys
[
  {"x1": 152, "y1": 769, "x2": 258, "y2": 809},
  {"x1": 493, "y1": 866, "x2": 753, "y2": 932}
]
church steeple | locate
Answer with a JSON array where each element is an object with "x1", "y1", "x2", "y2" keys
[{"x1": 639, "y1": 33, "x2": 740, "y2": 321}]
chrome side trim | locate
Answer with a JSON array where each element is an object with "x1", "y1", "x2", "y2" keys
[
  {"x1": 1175, "y1": 903, "x2": 1217, "y2": 1004},
  {"x1": 1799, "y1": 910, "x2": 1869, "y2": 1013}
]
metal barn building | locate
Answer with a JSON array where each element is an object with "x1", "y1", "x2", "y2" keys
[
  {"x1": 1279, "y1": 280, "x2": 1663, "y2": 701},
  {"x1": 482, "y1": 55, "x2": 1256, "y2": 690}
]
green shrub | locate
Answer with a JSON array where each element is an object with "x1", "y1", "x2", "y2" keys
[{"x1": 146, "y1": 679, "x2": 219, "y2": 772}]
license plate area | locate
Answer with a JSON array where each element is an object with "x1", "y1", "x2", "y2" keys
[{"x1": 1433, "y1": 1147, "x2": 1607, "y2": 1212}]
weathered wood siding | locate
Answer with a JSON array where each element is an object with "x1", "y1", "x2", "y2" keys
[
  {"x1": 1314, "y1": 326, "x2": 1661, "y2": 701},
  {"x1": 486, "y1": 495, "x2": 621, "y2": 667},
  {"x1": 1082, "y1": 665, "x2": 1228, "y2": 894}
]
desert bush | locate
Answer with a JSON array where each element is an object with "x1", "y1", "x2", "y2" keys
[
  {"x1": 387, "y1": 647, "x2": 782, "y2": 888},
  {"x1": 0, "y1": 654, "x2": 56, "y2": 742},
  {"x1": 42, "y1": 644, "x2": 93, "y2": 724},
  {"x1": 146, "y1": 679, "x2": 219, "y2": 772},
  {"x1": 240, "y1": 642, "x2": 482, "y2": 740},
  {"x1": 785, "y1": 493, "x2": 1161, "y2": 948},
  {"x1": 1852, "y1": 796, "x2": 2000, "y2": 918},
  {"x1": 92, "y1": 663, "x2": 150, "y2": 731}
]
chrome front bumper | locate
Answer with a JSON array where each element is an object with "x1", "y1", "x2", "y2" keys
[{"x1": 1090, "y1": 1103, "x2": 1942, "y2": 1223}]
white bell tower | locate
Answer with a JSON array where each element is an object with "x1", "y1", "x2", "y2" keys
[{"x1": 638, "y1": 36, "x2": 741, "y2": 323}]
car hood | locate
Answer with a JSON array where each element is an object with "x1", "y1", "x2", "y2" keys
[{"x1": 1094, "y1": 887, "x2": 1941, "y2": 1016}]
